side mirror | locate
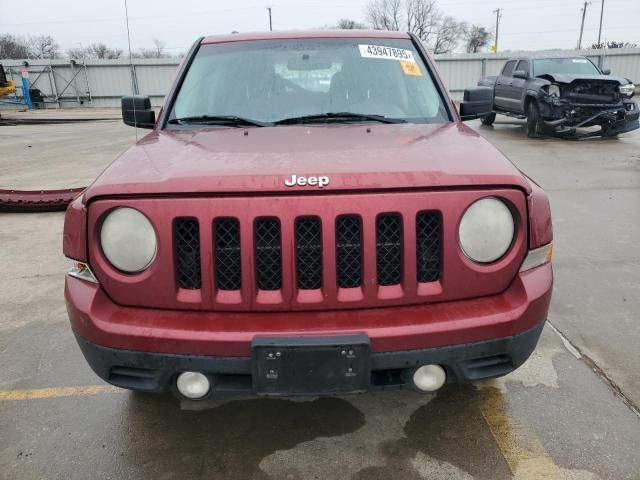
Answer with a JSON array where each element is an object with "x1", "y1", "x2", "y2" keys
[
  {"x1": 601, "y1": 68, "x2": 611, "y2": 75},
  {"x1": 121, "y1": 95, "x2": 155, "y2": 129},
  {"x1": 459, "y1": 87, "x2": 493, "y2": 121},
  {"x1": 513, "y1": 70, "x2": 528, "y2": 80}
]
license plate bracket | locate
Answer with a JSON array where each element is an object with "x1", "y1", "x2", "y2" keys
[{"x1": 252, "y1": 335, "x2": 371, "y2": 395}]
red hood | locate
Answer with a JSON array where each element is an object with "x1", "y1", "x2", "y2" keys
[{"x1": 83, "y1": 122, "x2": 530, "y2": 202}]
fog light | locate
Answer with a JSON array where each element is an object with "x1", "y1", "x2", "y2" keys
[
  {"x1": 176, "y1": 372, "x2": 210, "y2": 399},
  {"x1": 412, "y1": 365, "x2": 447, "y2": 392}
]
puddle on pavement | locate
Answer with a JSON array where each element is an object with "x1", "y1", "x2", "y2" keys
[{"x1": 121, "y1": 393, "x2": 365, "y2": 479}]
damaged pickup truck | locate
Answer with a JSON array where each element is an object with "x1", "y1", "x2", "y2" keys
[{"x1": 478, "y1": 55, "x2": 638, "y2": 138}]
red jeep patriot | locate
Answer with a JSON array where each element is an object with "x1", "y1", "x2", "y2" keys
[{"x1": 64, "y1": 30, "x2": 553, "y2": 399}]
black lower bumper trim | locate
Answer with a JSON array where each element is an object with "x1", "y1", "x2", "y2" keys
[{"x1": 75, "y1": 321, "x2": 545, "y2": 396}]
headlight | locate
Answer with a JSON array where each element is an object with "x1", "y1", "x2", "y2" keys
[
  {"x1": 100, "y1": 207, "x2": 157, "y2": 272},
  {"x1": 459, "y1": 197, "x2": 515, "y2": 264},
  {"x1": 619, "y1": 83, "x2": 635, "y2": 97},
  {"x1": 547, "y1": 84, "x2": 561, "y2": 98}
]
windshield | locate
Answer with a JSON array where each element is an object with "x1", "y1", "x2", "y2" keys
[
  {"x1": 533, "y1": 58, "x2": 600, "y2": 77},
  {"x1": 169, "y1": 38, "x2": 450, "y2": 126}
]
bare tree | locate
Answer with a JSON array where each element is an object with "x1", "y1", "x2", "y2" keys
[
  {"x1": 68, "y1": 43, "x2": 122, "y2": 60},
  {"x1": 365, "y1": 0, "x2": 464, "y2": 53},
  {"x1": 66, "y1": 47, "x2": 86, "y2": 60},
  {"x1": 131, "y1": 38, "x2": 169, "y2": 58},
  {"x1": 335, "y1": 18, "x2": 368, "y2": 29},
  {"x1": 27, "y1": 35, "x2": 60, "y2": 59},
  {"x1": 367, "y1": 0, "x2": 402, "y2": 31},
  {"x1": 0, "y1": 35, "x2": 30, "y2": 59},
  {"x1": 90, "y1": 43, "x2": 122, "y2": 59},
  {"x1": 464, "y1": 25, "x2": 492, "y2": 53},
  {"x1": 406, "y1": 0, "x2": 439, "y2": 43},
  {"x1": 151, "y1": 37, "x2": 166, "y2": 58},
  {"x1": 91, "y1": 43, "x2": 122, "y2": 59},
  {"x1": 432, "y1": 16, "x2": 465, "y2": 54}
]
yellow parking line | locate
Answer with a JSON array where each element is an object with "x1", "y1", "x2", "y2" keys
[
  {"x1": 0, "y1": 385, "x2": 123, "y2": 401},
  {"x1": 476, "y1": 385, "x2": 558, "y2": 479}
]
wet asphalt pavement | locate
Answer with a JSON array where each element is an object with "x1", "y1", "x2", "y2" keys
[{"x1": 1, "y1": 112, "x2": 639, "y2": 479}]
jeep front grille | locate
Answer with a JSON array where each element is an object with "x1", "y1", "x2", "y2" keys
[
  {"x1": 173, "y1": 210, "x2": 441, "y2": 302},
  {"x1": 296, "y1": 217, "x2": 322, "y2": 290},
  {"x1": 416, "y1": 212, "x2": 441, "y2": 283},
  {"x1": 175, "y1": 218, "x2": 201, "y2": 290},
  {"x1": 93, "y1": 190, "x2": 528, "y2": 312},
  {"x1": 336, "y1": 216, "x2": 363, "y2": 288},
  {"x1": 214, "y1": 218, "x2": 241, "y2": 291},
  {"x1": 255, "y1": 218, "x2": 282, "y2": 291},
  {"x1": 376, "y1": 213, "x2": 402, "y2": 286}
]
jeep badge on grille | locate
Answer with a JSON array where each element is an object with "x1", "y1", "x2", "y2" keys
[{"x1": 284, "y1": 175, "x2": 330, "y2": 188}]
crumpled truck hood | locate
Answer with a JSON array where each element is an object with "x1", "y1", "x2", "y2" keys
[{"x1": 536, "y1": 73, "x2": 627, "y2": 85}]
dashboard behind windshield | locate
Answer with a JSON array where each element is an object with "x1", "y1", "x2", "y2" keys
[{"x1": 169, "y1": 38, "x2": 451, "y2": 126}]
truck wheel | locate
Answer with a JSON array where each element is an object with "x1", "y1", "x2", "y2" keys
[
  {"x1": 526, "y1": 102, "x2": 545, "y2": 138},
  {"x1": 480, "y1": 112, "x2": 496, "y2": 126}
]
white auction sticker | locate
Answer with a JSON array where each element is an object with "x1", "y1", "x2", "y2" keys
[
  {"x1": 359, "y1": 44, "x2": 416, "y2": 63},
  {"x1": 572, "y1": 58, "x2": 588, "y2": 63}
]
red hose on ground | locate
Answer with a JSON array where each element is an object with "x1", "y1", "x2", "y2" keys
[{"x1": 0, "y1": 188, "x2": 85, "y2": 212}]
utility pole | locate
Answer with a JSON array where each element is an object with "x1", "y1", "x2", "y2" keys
[
  {"x1": 597, "y1": 0, "x2": 605, "y2": 46},
  {"x1": 492, "y1": 8, "x2": 502, "y2": 53},
  {"x1": 577, "y1": 1, "x2": 591, "y2": 49},
  {"x1": 267, "y1": 6, "x2": 273, "y2": 32}
]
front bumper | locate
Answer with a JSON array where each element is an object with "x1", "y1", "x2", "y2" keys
[
  {"x1": 75, "y1": 320, "x2": 545, "y2": 395},
  {"x1": 541, "y1": 98, "x2": 639, "y2": 137},
  {"x1": 66, "y1": 263, "x2": 552, "y2": 394}
]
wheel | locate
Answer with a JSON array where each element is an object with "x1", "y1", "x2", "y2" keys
[
  {"x1": 526, "y1": 102, "x2": 546, "y2": 138},
  {"x1": 480, "y1": 112, "x2": 496, "y2": 126}
]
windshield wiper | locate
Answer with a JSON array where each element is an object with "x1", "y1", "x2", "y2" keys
[
  {"x1": 274, "y1": 112, "x2": 407, "y2": 125},
  {"x1": 168, "y1": 115, "x2": 271, "y2": 127}
]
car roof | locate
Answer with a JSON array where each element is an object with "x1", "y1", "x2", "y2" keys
[{"x1": 201, "y1": 29, "x2": 411, "y2": 45}]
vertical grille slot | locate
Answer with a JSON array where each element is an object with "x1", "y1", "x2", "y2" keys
[
  {"x1": 255, "y1": 218, "x2": 282, "y2": 291},
  {"x1": 296, "y1": 217, "x2": 322, "y2": 289},
  {"x1": 214, "y1": 218, "x2": 241, "y2": 290},
  {"x1": 336, "y1": 215, "x2": 362, "y2": 288},
  {"x1": 376, "y1": 213, "x2": 402, "y2": 286},
  {"x1": 175, "y1": 218, "x2": 201, "y2": 290},
  {"x1": 416, "y1": 212, "x2": 441, "y2": 282}
]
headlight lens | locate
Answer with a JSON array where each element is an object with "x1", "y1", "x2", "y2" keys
[
  {"x1": 547, "y1": 84, "x2": 561, "y2": 97},
  {"x1": 619, "y1": 83, "x2": 635, "y2": 97},
  {"x1": 100, "y1": 207, "x2": 157, "y2": 273},
  {"x1": 459, "y1": 197, "x2": 515, "y2": 264}
]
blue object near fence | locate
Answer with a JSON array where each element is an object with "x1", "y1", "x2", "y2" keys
[
  {"x1": 21, "y1": 76, "x2": 33, "y2": 109},
  {"x1": 0, "y1": 75, "x2": 33, "y2": 109}
]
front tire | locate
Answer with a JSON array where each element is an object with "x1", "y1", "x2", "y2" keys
[
  {"x1": 480, "y1": 112, "x2": 496, "y2": 126},
  {"x1": 526, "y1": 102, "x2": 546, "y2": 138}
]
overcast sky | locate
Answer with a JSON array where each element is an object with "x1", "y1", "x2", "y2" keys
[{"x1": 1, "y1": 0, "x2": 638, "y2": 54}]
